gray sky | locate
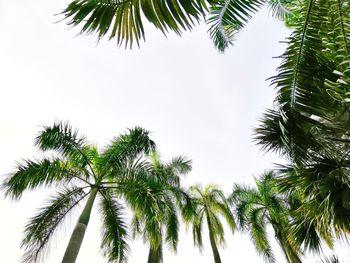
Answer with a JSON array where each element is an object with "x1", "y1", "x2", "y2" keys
[{"x1": 1, "y1": 1, "x2": 347, "y2": 262}]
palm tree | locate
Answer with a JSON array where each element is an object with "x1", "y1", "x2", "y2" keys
[
  {"x1": 252, "y1": 0, "x2": 350, "y2": 253},
  {"x1": 128, "y1": 153, "x2": 192, "y2": 263},
  {"x1": 183, "y1": 184, "x2": 235, "y2": 263},
  {"x1": 2, "y1": 121, "x2": 156, "y2": 263},
  {"x1": 60, "y1": 0, "x2": 293, "y2": 51},
  {"x1": 230, "y1": 171, "x2": 302, "y2": 263}
]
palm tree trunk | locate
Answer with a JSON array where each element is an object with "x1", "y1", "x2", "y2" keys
[
  {"x1": 206, "y1": 215, "x2": 222, "y2": 263},
  {"x1": 61, "y1": 187, "x2": 98, "y2": 263},
  {"x1": 147, "y1": 245, "x2": 161, "y2": 263}
]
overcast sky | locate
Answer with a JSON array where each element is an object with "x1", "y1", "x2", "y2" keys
[{"x1": 1, "y1": 1, "x2": 347, "y2": 262}]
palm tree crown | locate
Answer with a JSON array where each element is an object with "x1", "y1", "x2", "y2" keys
[
  {"x1": 230, "y1": 171, "x2": 302, "y2": 263},
  {"x1": 184, "y1": 184, "x2": 235, "y2": 263},
  {"x1": 2, "y1": 121, "x2": 156, "y2": 263},
  {"x1": 129, "y1": 152, "x2": 192, "y2": 263}
]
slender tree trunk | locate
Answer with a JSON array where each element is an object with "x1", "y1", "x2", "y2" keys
[
  {"x1": 61, "y1": 187, "x2": 98, "y2": 263},
  {"x1": 147, "y1": 245, "x2": 161, "y2": 263},
  {"x1": 206, "y1": 215, "x2": 222, "y2": 263}
]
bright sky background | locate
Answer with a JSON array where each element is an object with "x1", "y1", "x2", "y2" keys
[{"x1": 1, "y1": 1, "x2": 348, "y2": 262}]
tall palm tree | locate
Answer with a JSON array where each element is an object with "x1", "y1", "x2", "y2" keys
[
  {"x1": 230, "y1": 171, "x2": 302, "y2": 263},
  {"x1": 128, "y1": 153, "x2": 192, "y2": 263},
  {"x1": 2, "y1": 121, "x2": 156, "y2": 263},
  {"x1": 183, "y1": 184, "x2": 235, "y2": 263}
]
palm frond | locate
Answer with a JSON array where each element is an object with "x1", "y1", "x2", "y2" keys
[
  {"x1": 62, "y1": 0, "x2": 208, "y2": 48},
  {"x1": 2, "y1": 158, "x2": 74, "y2": 200},
  {"x1": 166, "y1": 155, "x2": 192, "y2": 176},
  {"x1": 207, "y1": 0, "x2": 265, "y2": 51},
  {"x1": 164, "y1": 201, "x2": 179, "y2": 252},
  {"x1": 102, "y1": 127, "x2": 156, "y2": 176},
  {"x1": 322, "y1": 0, "x2": 350, "y2": 102},
  {"x1": 254, "y1": 109, "x2": 289, "y2": 156},
  {"x1": 267, "y1": 0, "x2": 339, "y2": 161},
  {"x1": 207, "y1": 211, "x2": 225, "y2": 243},
  {"x1": 21, "y1": 187, "x2": 87, "y2": 263},
  {"x1": 214, "y1": 201, "x2": 236, "y2": 232},
  {"x1": 192, "y1": 211, "x2": 204, "y2": 249},
  {"x1": 267, "y1": 0, "x2": 293, "y2": 21},
  {"x1": 249, "y1": 208, "x2": 275, "y2": 263},
  {"x1": 98, "y1": 189, "x2": 129, "y2": 263},
  {"x1": 35, "y1": 121, "x2": 89, "y2": 163}
]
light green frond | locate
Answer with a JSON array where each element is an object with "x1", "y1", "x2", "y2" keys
[
  {"x1": 249, "y1": 208, "x2": 275, "y2": 263},
  {"x1": 98, "y1": 189, "x2": 129, "y2": 263},
  {"x1": 213, "y1": 202, "x2": 236, "y2": 232},
  {"x1": 322, "y1": 0, "x2": 350, "y2": 102},
  {"x1": 131, "y1": 214, "x2": 143, "y2": 239},
  {"x1": 192, "y1": 212, "x2": 204, "y2": 249},
  {"x1": 164, "y1": 204, "x2": 179, "y2": 252},
  {"x1": 207, "y1": 212, "x2": 225, "y2": 244}
]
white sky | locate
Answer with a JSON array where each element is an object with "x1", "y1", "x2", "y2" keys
[{"x1": 1, "y1": 1, "x2": 348, "y2": 262}]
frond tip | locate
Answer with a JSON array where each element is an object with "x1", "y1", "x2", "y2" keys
[{"x1": 208, "y1": 0, "x2": 265, "y2": 52}]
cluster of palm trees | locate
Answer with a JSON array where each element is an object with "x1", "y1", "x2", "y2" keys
[
  {"x1": 3, "y1": 0, "x2": 350, "y2": 262},
  {"x1": 2, "y1": 122, "x2": 347, "y2": 263},
  {"x1": 0, "y1": 123, "x2": 233, "y2": 263}
]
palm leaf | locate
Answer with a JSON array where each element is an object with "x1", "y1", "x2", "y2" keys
[
  {"x1": 21, "y1": 187, "x2": 87, "y2": 263},
  {"x1": 3, "y1": 158, "x2": 75, "y2": 200},
  {"x1": 164, "y1": 199, "x2": 179, "y2": 251},
  {"x1": 249, "y1": 208, "x2": 275, "y2": 262},
  {"x1": 207, "y1": 0, "x2": 265, "y2": 52},
  {"x1": 266, "y1": 0, "x2": 339, "y2": 161},
  {"x1": 102, "y1": 127, "x2": 156, "y2": 176},
  {"x1": 98, "y1": 189, "x2": 129, "y2": 263},
  {"x1": 192, "y1": 211, "x2": 204, "y2": 249},
  {"x1": 267, "y1": 0, "x2": 293, "y2": 20},
  {"x1": 322, "y1": 0, "x2": 350, "y2": 102},
  {"x1": 62, "y1": 0, "x2": 208, "y2": 48},
  {"x1": 35, "y1": 121, "x2": 89, "y2": 164}
]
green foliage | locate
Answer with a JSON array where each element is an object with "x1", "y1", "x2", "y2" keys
[
  {"x1": 254, "y1": 0, "x2": 350, "y2": 257},
  {"x1": 208, "y1": 0, "x2": 265, "y2": 52},
  {"x1": 3, "y1": 158, "x2": 73, "y2": 200},
  {"x1": 2, "y1": 121, "x2": 158, "y2": 263},
  {"x1": 230, "y1": 171, "x2": 301, "y2": 262},
  {"x1": 21, "y1": 187, "x2": 87, "y2": 263},
  {"x1": 62, "y1": 0, "x2": 208, "y2": 48},
  {"x1": 98, "y1": 189, "x2": 129, "y2": 263},
  {"x1": 185, "y1": 184, "x2": 235, "y2": 261},
  {"x1": 59, "y1": 0, "x2": 299, "y2": 51},
  {"x1": 128, "y1": 153, "x2": 191, "y2": 263}
]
